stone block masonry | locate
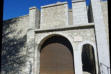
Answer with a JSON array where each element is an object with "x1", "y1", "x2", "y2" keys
[
  {"x1": 2, "y1": 0, "x2": 110, "y2": 74},
  {"x1": 72, "y1": 0, "x2": 88, "y2": 26},
  {"x1": 40, "y1": 2, "x2": 68, "y2": 29}
]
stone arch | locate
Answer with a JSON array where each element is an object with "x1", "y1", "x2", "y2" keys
[
  {"x1": 38, "y1": 33, "x2": 74, "y2": 51},
  {"x1": 78, "y1": 41, "x2": 99, "y2": 74},
  {"x1": 37, "y1": 34, "x2": 75, "y2": 74}
]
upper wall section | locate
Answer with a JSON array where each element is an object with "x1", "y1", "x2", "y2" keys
[
  {"x1": 40, "y1": 2, "x2": 68, "y2": 29},
  {"x1": 101, "y1": 1, "x2": 108, "y2": 27},
  {"x1": 68, "y1": 9, "x2": 73, "y2": 25},
  {"x1": 100, "y1": 1, "x2": 109, "y2": 43},
  {"x1": 29, "y1": 7, "x2": 40, "y2": 29},
  {"x1": 2, "y1": 15, "x2": 29, "y2": 74},
  {"x1": 72, "y1": 0, "x2": 88, "y2": 26},
  {"x1": 3, "y1": 15, "x2": 29, "y2": 38}
]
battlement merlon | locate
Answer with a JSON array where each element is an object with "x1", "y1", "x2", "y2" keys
[
  {"x1": 72, "y1": 0, "x2": 88, "y2": 26},
  {"x1": 41, "y1": 2, "x2": 68, "y2": 9},
  {"x1": 29, "y1": 6, "x2": 40, "y2": 30},
  {"x1": 40, "y1": 1, "x2": 69, "y2": 29}
]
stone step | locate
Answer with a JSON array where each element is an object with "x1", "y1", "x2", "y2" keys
[{"x1": 83, "y1": 71, "x2": 91, "y2": 74}]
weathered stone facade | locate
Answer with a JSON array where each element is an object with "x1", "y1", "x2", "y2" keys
[
  {"x1": 2, "y1": 15, "x2": 29, "y2": 74},
  {"x1": 34, "y1": 26, "x2": 98, "y2": 74},
  {"x1": 72, "y1": 1, "x2": 88, "y2": 26},
  {"x1": 40, "y1": 2, "x2": 68, "y2": 29},
  {"x1": 2, "y1": 0, "x2": 110, "y2": 74}
]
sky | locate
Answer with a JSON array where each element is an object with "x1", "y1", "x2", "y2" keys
[{"x1": 3, "y1": 0, "x2": 106, "y2": 20}]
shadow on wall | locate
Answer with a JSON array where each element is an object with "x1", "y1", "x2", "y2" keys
[{"x1": 2, "y1": 19, "x2": 27, "y2": 74}]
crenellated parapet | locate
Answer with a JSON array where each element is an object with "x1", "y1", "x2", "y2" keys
[{"x1": 40, "y1": 2, "x2": 69, "y2": 29}]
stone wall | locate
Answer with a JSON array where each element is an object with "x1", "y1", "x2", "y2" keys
[
  {"x1": 2, "y1": 15, "x2": 29, "y2": 74},
  {"x1": 34, "y1": 27, "x2": 98, "y2": 74},
  {"x1": 2, "y1": 1, "x2": 109, "y2": 74},
  {"x1": 101, "y1": 1, "x2": 108, "y2": 26},
  {"x1": 35, "y1": 28, "x2": 96, "y2": 49},
  {"x1": 101, "y1": 1, "x2": 109, "y2": 44},
  {"x1": 90, "y1": 0, "x2": 110, "y2": 73},
  {"x1": 40, "y1": 2, "x2": 68, "y2": 29},
  {"x1": 68, "y1": 9, "x2": 73, "y2": 25},
  {"x1": 72, "y1": 1, "x2": 88, "y2": 26}
]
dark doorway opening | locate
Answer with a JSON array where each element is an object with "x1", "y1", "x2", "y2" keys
[
  {"x1": 40, "y1": 35, "x2": 75, "y2": 74},
  {"x1": 82, "y1": 44, "x2": 96, "y2": 74}
]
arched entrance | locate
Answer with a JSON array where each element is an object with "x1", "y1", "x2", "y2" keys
[
  {"x1": 40, "y1": 35, "x2": 74, "y2": 74},
  {"x1": 82, "y1": 44, "x2": 96, "y2": 74}
]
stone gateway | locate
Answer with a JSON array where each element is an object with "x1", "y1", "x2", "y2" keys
[
  {"x1": 40, "y1": 36, "x2": 74, "y2": 74},
  {"x1": 2, "y1": 0, "x2": 110, "y2": 74}
]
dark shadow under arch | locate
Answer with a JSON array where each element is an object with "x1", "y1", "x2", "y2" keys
[
  {"x1": 40, "y1": 35, "x2": 73, "y2": 55},
  {"x1": 40, "y1": 35, "x2": 75, "y2": 74},
  {"x1": 82, "y1": 44, "x2": 96, "y2": 74}
]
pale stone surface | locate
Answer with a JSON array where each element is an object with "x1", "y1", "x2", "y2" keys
[
  {"x1": 91, "y1": 0, "x2": 110, "y2": 70},
  {"x1": 40, "y1": 2, "x2": 68, "y2": 29},
  {"x1": 74, "y1": 35, "x2": 83, "y2": 42},
  {"x1": 34, "y1": 28, "x2": 97, "y2": 74},
  {"x1": 72, "y1": 1, "x2": 88, "y2": 26},
  {"x1": 101, "y1": 1, "x2": 109, "y2": 45},
  {"x1": 68, "y1": 9, "x2": 73, "y2": 25},
  {"x1": 90, "y1": 0, "x2": 110, "y2": 74},
  {"x1": 2, "y1": 1, "x2": 110, "y2": 74},
  {"x1": 29, "y1": 7, "x2": 40, "y2": 29},
  {"x1": 27, "y1": 7, "x2": 40, "y2": 74},
  {"x1": 83, "y1": 71, "x2": 91, "y2": 74},
  {"x1": 2, "y1": 15, "x2": 29, "y2": 74}
]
